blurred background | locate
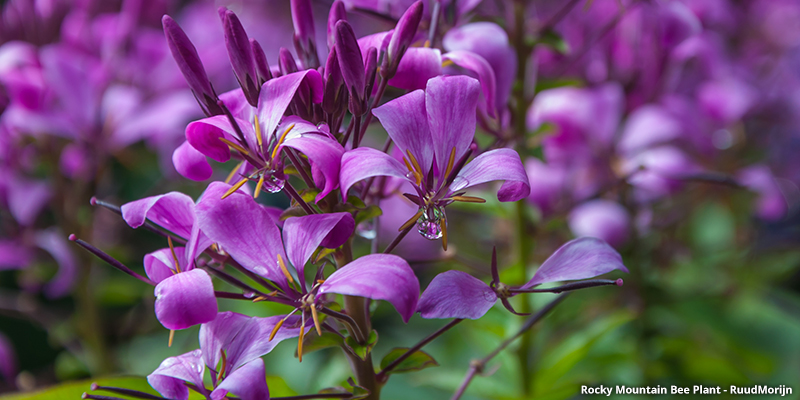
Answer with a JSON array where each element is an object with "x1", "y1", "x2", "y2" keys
[{"x1": 1, "y1": 0, "x2": 800, "y2": 399}]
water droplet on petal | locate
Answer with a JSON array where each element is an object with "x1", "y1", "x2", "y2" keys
[
  {"x1": 356, "y1": 220, "x2": 376, "y2": 239},
  {"x1": 261, "y1": 169, "x2": 285, "y2": 193},
  {"x1": 417, "y1": 206, "x2": 445, "y2": 240},
  {"x1": 243, "y1": 291, "x2": 256, "y2": 299}
]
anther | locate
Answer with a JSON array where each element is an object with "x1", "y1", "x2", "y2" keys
[
  {"x1": 167, "y1": 237, "x2": 181, "y2": 273},
  {"x1": 399, "y1": 209, "x2": 425, "y2": 232},
  {"x1": 277, "y1": 254, "x2": 295, "y2": 284},
  {"x1": 271, "y1": 123, "x2": 296, "y2": 160},
  {"x1": 440, "y1": 216, "x2": 448, "y2": 251},
  {"x1": 168, "y1": 329, "x2": 175, "y2": 347},
  {"x1": 218, "y1": 137, "x2": 250, "y2": 156},
  {"x1": 221, "y1": 177, "x2": 249, "y2": 199},
  {"x1": 451, "y1": 195, "x2": 486, "y2": 203}
]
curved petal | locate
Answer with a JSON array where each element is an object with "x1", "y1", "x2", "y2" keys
[
  {"x1": 144, "y1": 248, "x2": 185, "y2": 284},
  {"x1": 173, "y1": 141, "x2": 213, "y2": 181},
  {"x1": 283, "y1": 213, "x2": 354, "y2": 280},
  {"x1": 201, "y1": 311, "x2": 306, "y2": 371},
  {"x1": 35, "y1": 229, "x2": 78, "y2": 298},
  {"x1": 186, "y1": 115, "x2": 253, "y2": 163},
  {"x1": 450, "y1": 148, "x2": 530, "y2": 201},
  {"x1": 211, "y1": 358, "x2": 269, "y2": 400},
  {"x1": 372, "y1": 89, "x2": 433, "y2": 173},
  {"x1": 195, "y1": 182, "x2": 287, "y2": 286},
  {"x1": 7, "y1": 176, "x2": 50, "y2": 226},
  {"x1": 426, "y1": 75, "x2": 480, "y2": 177},
  {"x1": 388, "y1": 47, "x2": 442, "y2": 91},
  {"x1": 443, "y1": 50, "x2": 497, "y2": 118},
  {"x1": 282, "y1": 133, "x2": 345, "y2": 201},
  {"x1": 148, "y1": 349, "x2": 204, "y2": 400},
  {"x1": 154, "y1": 269, "x2": 218, "y2": 330},
  {"x1": 0, "y1": 240, "x2": 33, "y2": 270},
  {"x1": 318, "y1": 254, "x2": 419, "y2": 323},
  {"x1": 522, "y1": 237, "x2": 628, "y2": 289},
  {"x1": 257, "y1": 69, "x2": 323, "y2": 139},
  {"x1": 339, "y1": 147, "x2": 411, "y2": 200},
  {"x1": 121, "y1": 192, "x2": 196, "y2": 239},
  {"x1": 417, "y1": 270, "x2": 497, "y2": 320},
  {"x1": 568, "y1": 200, "x2": 631, "y2": 248}
]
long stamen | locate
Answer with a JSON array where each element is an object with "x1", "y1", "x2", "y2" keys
[
  {"x1": 254, "y1": 115, "x2": 263, "y2": 149},
  {"x1": 168, "y1": 329, "x2": 175, "y2": 347},
  {"x1": 253, "y1": 173, "x2": 265, "y2": 198},
  {"x1": 219, "y1": 137, "x2": 250, "y2": 156},
  {"x1": 217, "y1": 350, "x2": 227, "y2": 382},
  {"x1": 298, "y1": 314, "x2": 306, "y2": 362},
  {"x1": 167, "y1": 237, "x2": 181, "y2": 273},
  {"x1": 406, "y1": 150, "x2": 424, "y2": 185},
  {"x1": 225, "y1": 161, "x2": 244, "y2": 184},
  {"x1": 311, "y1": 305, "x2": 322, "y2": 336},
  {"x1": 269, "y1": 308, "x2": 298, "y2": 341},
  {"x1": 399, "y1": 209, "x2": 424, "y2": 232},
  {"x1": 451, "y1": 195, "x2": 486, "y2": 203},
  {"x1": 221, "y1": 177, "x2": 250, "y2": 199},
  {"x1": 443, "y1": 147, "x2": 456, "y2": 182},
  {"x1": 277, "y1": 254, "x2": 295, "y2": 284},
  {"x1": 271, "y1": 123, "x2": 296, "y2": 160},
  {"x1": 441, "y1": 216, "x2": 448, "y2": 251}
]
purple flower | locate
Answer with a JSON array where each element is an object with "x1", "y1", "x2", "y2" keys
[
  {"x1": 737, "y1": 165, "x2": 788, "y2": 221},
  {"x1": 417, "y1": 237, "x2": 628, "y2": 319},
  {"x1": 568, "y1": 200, "x2": 631, "y2": 248},
  {"x1": 340, "y1": 75, "x2": 530, "y2": 247}
]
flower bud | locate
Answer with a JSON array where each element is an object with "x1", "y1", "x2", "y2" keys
[
  {"x1": 363, "y1": 46, "x2": 378, "y2": 102},
  {"x1": 220, "y1": 8, "x2": 259, "y2": 106},
  {"x1": 383, "y1": 0, "x2": 423, "y2": 79},
  {"x1": 323, "y1": 47, "x2": 346, "y2": 115},
  {"x1": 279, "y1": 48, "x2": 299, "y2": 75},
  {"x1": 291, "y1": 0, "x2": 320, "y2": 68},
  {"x1": 327, "y1": 0, "x2": 347, "y2": 50},
  {"x1": 250, "y1": 39, "x2": 272, "y2": 86},
  {"x1": 335, "y1": 21, "x2": 365, "y2": 115},
  {"x1": 162, "y1": 15, "x2": 222, "y2": 116}
]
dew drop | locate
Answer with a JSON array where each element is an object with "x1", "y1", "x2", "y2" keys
[
  {"x1": 243, "y1": 291, "x2": 256, "y2": 299},
  {"x1": 261, "y1": 169, "x2": 285, "y2": 193},
  {"x1": 416, "y1": 207, "x2": 445, "y2": 240},
  {"x1": 356, "y1": 220, "x2": 376, "y2": 239}
]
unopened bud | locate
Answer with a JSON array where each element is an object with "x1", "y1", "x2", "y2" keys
[
  {"x1": 220, "y1": 8, "x2": 259, "y2": 106},
  {"x1": 335, "y1": 21, "x2": 365, "y2": 115},
  {"x1": 383, "y1": 1, "x2": 423, "y2": 79}
]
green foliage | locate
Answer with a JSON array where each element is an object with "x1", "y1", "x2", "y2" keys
[{"x1": 379, "y1": 348, "x2": 439, "y2": 375}]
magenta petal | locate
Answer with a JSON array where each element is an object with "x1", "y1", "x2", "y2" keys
[
  {"x1": 173, "y1": 141, "x2": 213, "y2": 181},
  {"x1": 339, "y1": 147, "x2": 411, "y2": 199},
  {"x1": 319, "y1": 254, "x2": 419, "y2": 323},
  {"x1": 737, "y1": 165, "x2": 787, "y2": 221},
  {"x1": 148, "y1": 349, "x2": 205, "y2": 400},
  {"x1": 0, "y1": 240, "x2": 33, "y2": 270},
  {"x1": 7, "y1": 176, "x2": 50, "y2": 226},
  {"x1": 568, "y1": 200, "x2": 631, "y2": 249},
  {"x1": 35, "y1": 229, "x2": 78, "y2": 298},
  {"x1": 618, "y1": 105, "x2": 681, "y2": 155},
  {"x1": 257, "y1": 70, "x2": 323, "y2": 138},
  {"x1": 425, "y1": 75, "x2": 480, "y2": 175},
  {"x1": 282, "y1": 133, "x2": 344, "y2": 201},
  {"x1": 388, "y1": 47, "x2": 442, "y2": 91},
  {"x1": 451, "y1": 148, "x2": 530, "y2": 201},
  {"x1": 283, "y1": 213, "x2": 354, "y2": 279},
  {"x1": 144, "y1": 248, "x2": 185, "y2": 284},
  {"x1": 201, "y1": 311, "x2": 305, "y2": 371},
  {"x1": 522, "y1": 237, "x2": 628, "y2": 289},
  {"x1": 443, "y1": 50, "x2": 497, "y2": 118},
  {"x1": 372, "y1": 89, "x2": 433, "y2": 172},
  {"x1": 417, "y1": 270, "x2": 497, "y2": 320},
  {"x1": 154, "y1": 269, "x2": 218, "y2": 330},
  {"x1": 195, "y1": 182, "x2": 288, "y2": 286},
  {"x1": 186, "y1": 115, "x2": 252, "y2": 163},
  {"x1": 121, "y1": 192, "x2": 196, "y2": 239},
  {"x1": 211, "y1": 358, "x2": 270, "y2": 400}
]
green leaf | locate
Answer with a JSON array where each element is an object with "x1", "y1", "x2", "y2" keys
[
  {"x1": 354, "y1": 205, "x2": 383, "y2": 226},
  {"x1": 295, "y1": 332, "x2": 344, "y2": 358},
  {"x1": 379, "y1": 347, "x2": 439, "y2": 375},
  {"x1": 538, "y1": 30, "x2": 570, "y2": 54},
  {"x1": 346, "y1": 195, "x2": 367, "y2": 209},
  {"x1": 300, "y1": 189, "x2": 320, "y2": 203},
  {"x1": 345, "y1": 330, "x2": 378, "y2": 361},
  {"x1": 280, "y1": 206, "x2": 307, "y2": 221},
  {"x1": 0, "y1": 376, "x2": 205, "y2": 400}
]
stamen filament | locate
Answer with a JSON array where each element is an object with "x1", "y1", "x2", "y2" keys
[
  {"x1": 298, "y1": 315, "x2": 306, "y2": 362},
  {"x1": 271, "y1": 123, "x2": 296, "y2": 160},
  {"x1": 399, "y1": 209, "x2": 424, "y2": 232},
  {"x1": 254, "y1": 173, "x2": 265, "y2": 198},
  {"x1": 168, "y1": 330, "x2": 175, "y2": 347},
  {"x1": 441, "y1": 216, "x2": 448, "y2": 251},
  {"x1": 221, "y1": 177, "x2": 249, "y2": 199},
  {"x1": 311, "y1": 305, "x2": 322, "y2": 336},
  {"x1": 277, "y1": 254, "x2": 295, "y2": 284},
  {"x1": 443, "y1": 147, "x2": 456, "y2": 182},
  {"x1": 254, "y1": 115, "x2": 263, "y2": 149},
  {"x1": 225, "y1": 161, "x2": 244, "y2": 184},
  {"x1": 406, "y1": 150, "x2": 423, "y2": 178},
  {"x1": 269, "y1": 309, "x2": 298, "y2": 341},
  {"x1": 218, "y1": 137, "x2": 250, "y2": 156},
  {"x1": 451, "y1": 195, "x2": 486, "y2": 203},
  {"x1": 217, "y1": 350, "x2": 227, "y2": 382},
  {"x1": 167, "y1": 237, "x2": 181, "y2": 273}
]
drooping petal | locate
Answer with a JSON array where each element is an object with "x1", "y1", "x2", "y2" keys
[
  {"x1": 35, "y1": 229, "x2": 78, "y2": 298},
  {"x1": 173, "y1": 141, "x2": 213, "y2": 181},
  {"x1": 281, "y1": 132, "x2": 345, "y2": 201},
  {"x1": 148, "y1": 349, "x2": 205, "y2": 400},
  {"x1": 195, "y1": 182, "x2": 288, "y2": 286},
  {"x1": 318, "y1": 254, "x2": 419, "y2": 323},
  {"x1": 372, "y1": 89, "x2": 433, "y2": 172},
  {"x1": 154, "y1": 269, "x2": 218, "y2": 330},
  {"x1": 521, "y1": 237, "x2": 628, "y2": 289},
  {"x1": 121, "y1": 192, "x2": 196, "y2": 239},
  {"x1": 425, "y1": 75, "x2": 480, "y2": 176},
  {"x1": 185, "y1": 115, "x2": 253, "y2": 163},
  {"x1": 443, "y1": 50, "x2": 497, "y2": 118},
  {"x1": 257, "y1": 70, "x2": 323, "y2": 139},
  {"x1": 417, "y1": 270, "x2": 497, "y2": 320},
  {"x1": 339, "y1": 147, "x2": 411, "y2": 199},
  {"x1": 201, "y1": 312, "x2": 306, "y2": 371},
  {"x1": 450, "y1": 148, "x2": 530, "y2": 201},
  {"x1": 388, "y1": 47, "x2": 442, "y2": 91},
  {"x1": 144, "y1": 247, "x2": 185, "y2": 284},
  {"x1": 211, "y1": 358, "x2": 270, "y2": 400},
  {"x1": 283, "y1": 213, "x2": 354, "y2": 280}
]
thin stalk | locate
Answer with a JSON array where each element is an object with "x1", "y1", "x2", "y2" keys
[
  {"x1": 284, "y1": 180, "x2": 318, "y2": 215},
  {"x1": 451, "y1": 294, "x2": 569, "y2": 400},
  {"x1": 272, "y1": 393, "x2": 353, "y2": 400},
  {"x1": 355, "y1": 77, "x2": 388, "y2": 147},
  {"x1": 509, "y1": 279, "x2": 622, "y2": 294},
  {"x1": 383, "y1": 224, "x2": 413, "y2": 254},
  {"x1": 376, "y1": 319, "x2": 463, "y2": 381},
  {"x1": 285, "y1": 147, "x2": 317, "y2": 189}
]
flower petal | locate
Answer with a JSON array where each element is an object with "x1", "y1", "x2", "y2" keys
[
  {"x1": 211, "y1": 358, "x2": 270, "y2": 400},
  {"x1": 417, "y1": 270, "x2": 497, "y2": 320},
  {"x1": 283, "y1": 213, "x2": 354, "y2": 280},
  {"x1": 186, "y1": 115, "x2": 253, "y2": 163},
  {"x1": 195, "y1": 182, "x2": 288, "y2": 286},
  {"x1": 450, "y1": 148, "x2": 530, "y2": 201},
  {"x1": 568, "y1": 200, "x2": 631, "y2": 248},
  {"x1": 425, "y1": 75, "x2": 480, "y2": 176},
  {"x1": 339, "y1": 147, "x2": 411, "y2": 200},
  {"x1": 388, "y1": 47, "x2": 442, "y2": 91},
  {"x1": 154, "y1": 269, "x2": 218, "y2": 330},
  {"x1": 282, "y1": 133, "x2": 345, "y2": 201},
  {"x1": 257, "y1": 69, "x2": 323, "y2": 139},
  {"x1": 443, "y1": 50, "x2": 497, "y2": 118},
  {"x1": 522, "y1": 237, "x2": 628, "y2": 289},
  {"x1": 148, "y1": 349, "x2": 205, "y2": 400},
  {"x1": 121, "y1": 192, "x2": 196, "y2": 239},
  {"x1": 35, "y1": 229, "x2": 78, "y2": 298},
  {"x1": 319, "y1": 254, "x2": 419, "y2": 323},
  {"x1": 144, "y1": 248, "x2": 185, "y2": 284},
  {"x1": 372, "y1": 89, "x2": 434, "y2": 173},
  {"x1": 173, "y1": 141, "x2": 213, "y2": 181}
]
